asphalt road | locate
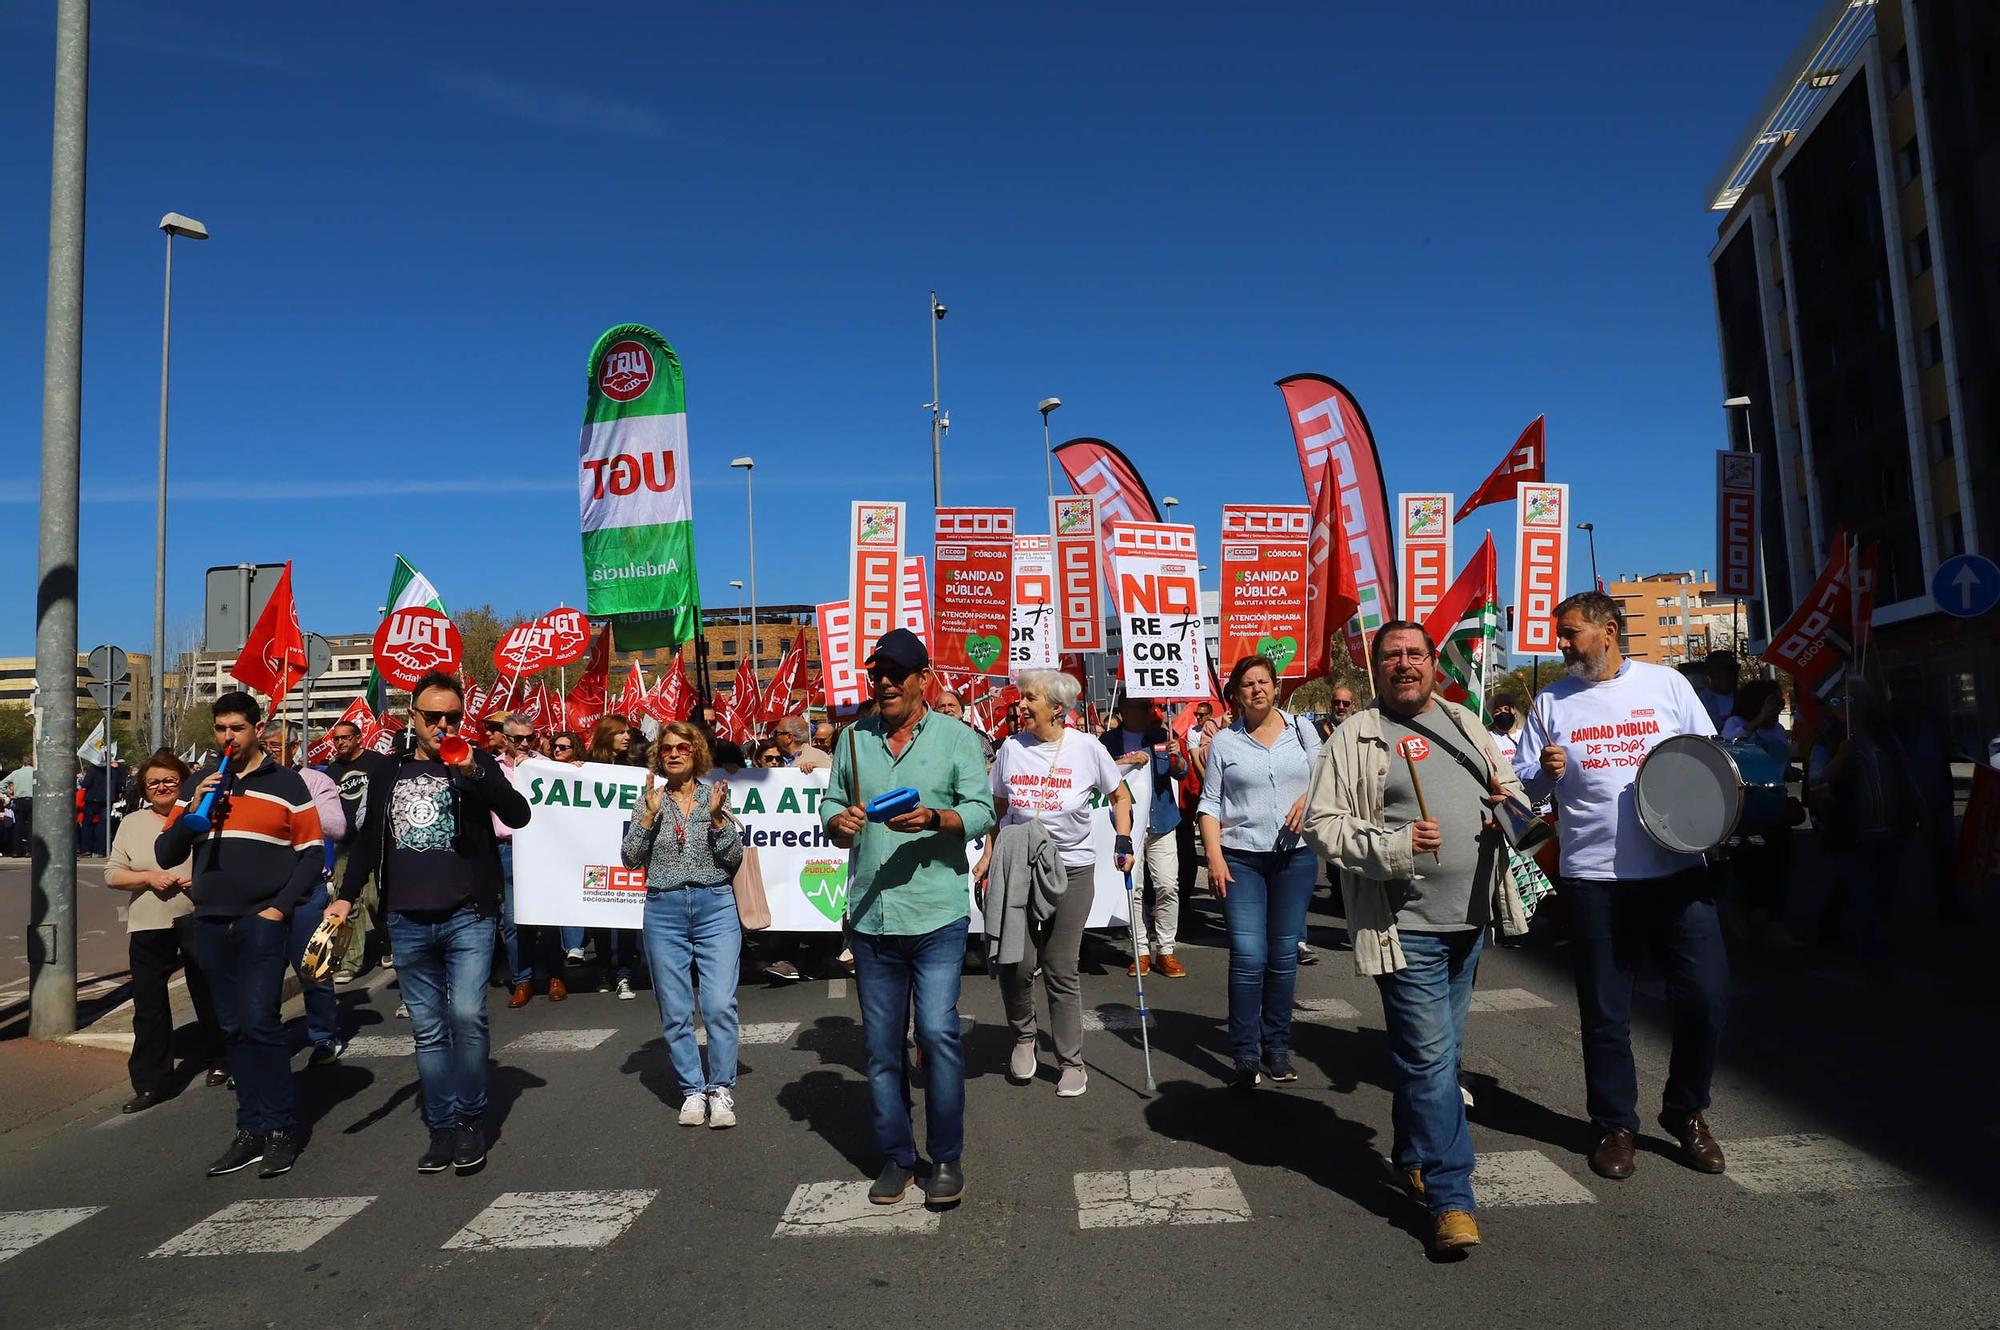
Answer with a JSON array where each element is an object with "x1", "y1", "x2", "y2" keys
[
  {"x1": 0, "y1": 857, "x2": 135, "y2": 1034},
  {"x1": 2, "y1": 887, "x2": 1996, "y2": 1329}
]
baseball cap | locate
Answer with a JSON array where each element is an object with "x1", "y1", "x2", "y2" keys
[{"x1": 864, "y1": 628, "x2": 930, "y2": 675}]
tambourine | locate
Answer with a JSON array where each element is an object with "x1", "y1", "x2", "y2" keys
[
  {"x1": 866, "y1": 787, "x2": 921, "y2": 822},
  {"x1": 299, "y1": 914, "x2": 353, "y2": 983}
]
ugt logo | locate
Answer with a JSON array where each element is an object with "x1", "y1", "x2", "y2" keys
[{"x1": 598, "y1": 340, "x2": 655, "y2": 402}]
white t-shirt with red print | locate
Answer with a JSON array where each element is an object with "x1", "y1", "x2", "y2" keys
[
  {"x1": 990, "y1": 728, "x2": 1126, "y2": 868},
  {"x1": 1514, "y1": 659, "x2": 1716, "y2": 882}
]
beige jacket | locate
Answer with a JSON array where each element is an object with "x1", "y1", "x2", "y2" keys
[
  {"x1": 1301, "y1": 697, "x2": 1529, "y2": 976},
  {"x1": 105, "y1": 808, "x2": 195, "y2": 932}
]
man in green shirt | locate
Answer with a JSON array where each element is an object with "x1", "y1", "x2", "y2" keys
[{"x1": 822, "y1": 629, "x2": 995, "y2": 1209}]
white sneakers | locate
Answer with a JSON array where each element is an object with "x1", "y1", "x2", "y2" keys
[
  {"x1": 678, "y1": 1089, "x2": 737, "y2": 1128},
  {"x1": 616, "y1": 978, "x2": 636, "y2": 1001}
]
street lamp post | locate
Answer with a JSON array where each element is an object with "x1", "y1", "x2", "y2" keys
[
  {"x1": 730, "y1": 456, "x2": 757, "y2": 683},
  {"x1": 1038, "y1": 397, "x2": 1062, "y2": 500},
  {"x1": 1722, "y1": 395, "x2": 1774, "y2": 652},
  {"x1": 1163, "y1": 495, "x2": 1180, "y2": 523},
  {"x1": 1576, "y1": 521, "x2": 1600, "y2": 588},
  {"x1": 153, "y1": 212, "x2": 208, "y2": 751},
  {"x1": 928, "y1": 293, "x2": 947, "y2": 507}
]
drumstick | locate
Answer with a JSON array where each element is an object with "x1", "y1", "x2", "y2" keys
[{"x1": 1403, "y1": 746, "x2": 1442, "y2": 864}]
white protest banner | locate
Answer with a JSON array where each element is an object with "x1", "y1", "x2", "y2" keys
[
  {"x1": 1715, "y1": 452, "x2": 1760, "y2": 598},
  {"x1": 1218, "y1": 504, "x2": 1310, "y2": 681},
  {"x1": 933, "y1": 507, "x2": 1013, "y2": 677},
  {"x1": 848, "y1": 502, "x2": 905, "y2": 672},
  {"x1": 1052, "y1": 495, "x2": 1105, "y2": 652},
  {"x1": 815, "y1": 600, "x2": 867, "y2": 709},
  {"x1": 512, "y1": 759, "x2": 1150, "y2": 931},
  {"x1": 1512, "y1": 481, "x2": 1570, "y2": 655},
  {"x1": 1110, "y1": 522, "x2": 1206, "y2": 698},
  {"x1": 1397, "y1": 492, "x2": 1454, "y2": 626},
  {"x1": 1010, "y1": 535, "x2": 1060, "y2": 676}
]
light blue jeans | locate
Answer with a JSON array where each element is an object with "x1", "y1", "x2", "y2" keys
[
  {"x1": 387, "y1": 905, "x2": 495, "y2": 1130},
  {"x1": 640, "y1": 884, "x2": 742, "y2": 1097},
  {"x1": 1375, "y1": 928, "x2": 1484, "y2": 1215}
]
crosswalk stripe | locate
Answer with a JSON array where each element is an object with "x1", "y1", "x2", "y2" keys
[
  {"x1": 341, "y1": 1034, "x2": 415, "y2": 1058},
  {"x1": 0, "y1": 1208, "x2": 102, "y2": 1264},
  {"x1": 694, "y1": 1020, "x2": 801, "y2": 1047},
  {"x1": 1472, "y1": 1151, "x2": 1597, "y2": 1207},
  {"x1": 443, "y1": 1190, "x2": 658, "y2": 1251},
  {"x1": 150, "y1": 1197, "x2": 374, "y2": 1257},
  {"x1": 502, "y1": 1028, "x2": 618, "y2": 1054},
  {"x1": 1723, "y1": 1134, "x2": 1911, "y2": 1194},
  {"x1": 1075, "y1": 1168, "x2": 1252, "y2": 1229},
  {"x1": 774, "y1": 1181, "x2": 938, "y2": 1236},
  {"x1": 1294, "y1": 997, "x2": 1362, "y2": 1020},
  {"x1": 826, "y1": 979, "x2": 848, "y2": 999},
  {"x1": 1469, "y1": 988, "x2": 1555, "y2": 1012}
]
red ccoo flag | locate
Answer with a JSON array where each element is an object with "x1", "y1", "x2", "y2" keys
[
  {"x1": 1454, "y1": 416, "x2": 1546, "y2": 524},
  {"x1": 723, "y1": 657, "x2": 762, "y2": 742},
  {"x1": 761, "y1": 631, "x2": 808, "y2": 722},
  {"x1": 646, "y1": 650, "x2": 693, "y2": 724},
  {"x1": 231, "y1": 560, "x2": 308, "y2": 703}
]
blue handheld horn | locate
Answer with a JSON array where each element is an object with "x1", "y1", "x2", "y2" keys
[
  {"x1": 180, "y1": 744, "x2": 234, "y2": 834},
  {"x1": 866, "y1": 787, "x2": 921, "y2": 823}
]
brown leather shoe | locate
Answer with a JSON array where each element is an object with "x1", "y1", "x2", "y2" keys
[
  {"x1": 507, "y1": 982, "x2": 533, "y2": 1009},
  {"x1": 1154, "y1": 953, "x2": 1187, "y2": 978},
  {"x1": 1404, "y1": 1168, "x2": 1426, "y2": 1197},
  {"x1": 1126, "y1": 955, "x2": 1151, "y2": 977},
  {"x1": 1432, "y1": 1210, "x2": 1479, "y2": 1253},
  {"x1": 1589, "y1": 1128, "x2": 1637, "y2": 1180},
  {"x1": 1659, "y1": 1110, "x2": 1726, "y2": 1174},
  {"x1": 548, "y1": 975, "x2": 568, "y2": 1002}
]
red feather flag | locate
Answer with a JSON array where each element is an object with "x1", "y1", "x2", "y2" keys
[
  {"x1": 722, "y1": 657, "x2": 762, "y2": 742},
  {"x1": 612, "y1": 659, "x2": 647, "y2": 721}
]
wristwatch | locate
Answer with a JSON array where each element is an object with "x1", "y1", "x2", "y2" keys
[{"x1": 925, "y1": 807, "x2": 942, "y2": 831}]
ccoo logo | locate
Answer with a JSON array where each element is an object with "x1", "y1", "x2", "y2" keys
[{"x1": 598, "y1": 340, "x2": 655, "y2": 402}]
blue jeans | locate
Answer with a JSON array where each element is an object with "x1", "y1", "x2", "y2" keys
[
  {"x1": 387, "y1": 905, "x2": 496, "y2": 1130},
  {"x1": 287, "y1": 880, "x2": 340, "y2": 1046},
  {"x1": 1376, "y1": 929, "x2": 1484, "y2": 1215},
  {"x1": 850, "y1": 922, "x2": 966, "y2": 1167},
  {"x1": 1219, "y1": 847, "x2": 1318, "y2": 1063},
  {"x1": 194, "y1": 912, "x2": 295, "y2": 1134},
  {"x1": 1564, "y1": 872, "x2": 1728, "y2": 1132},
  {"x1": 640, "y1": 884, "x2": 742, "y2": 1097}
]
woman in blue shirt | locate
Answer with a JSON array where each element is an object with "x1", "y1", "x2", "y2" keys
[{"x1": 1197, "y1": 654, "x2": 1322, "y2": 1089}]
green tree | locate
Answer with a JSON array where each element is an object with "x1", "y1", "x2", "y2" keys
[{"x1": 1287, "y1": 653, "x2": 1375, "y2": 713}]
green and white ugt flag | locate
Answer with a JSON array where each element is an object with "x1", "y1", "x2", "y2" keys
[
  {"x1": 367, "y1": 554, "x2": 447, "y2": 713},
  {"x1": 579, "y1": 325, "x2": 700, "y2": 649}
]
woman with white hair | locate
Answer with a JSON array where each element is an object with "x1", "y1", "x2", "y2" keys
[{"x1": 975, "y1": 669, "x2": 1133, "y2": 1097}]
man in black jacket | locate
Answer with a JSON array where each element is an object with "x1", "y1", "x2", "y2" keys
[
  {"x1": 157, "y1": 691, "x2": 326, "y2": 1180},
  {"x1": 324, "y1": 671, "x2": 530, "y2": 1175}
]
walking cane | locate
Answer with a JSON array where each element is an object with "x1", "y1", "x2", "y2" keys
[{"x1": 1125, "y1": 869, "x2": 1158, "y2": 1094}]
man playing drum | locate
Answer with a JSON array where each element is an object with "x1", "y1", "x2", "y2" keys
[{"x1": 1514, "y1": 591, "x2": 1729, "y2": 1182}]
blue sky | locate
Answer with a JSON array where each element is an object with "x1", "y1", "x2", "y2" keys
[{"x1": 1, "y1": 1, "x2": 1811, "y2": 660}]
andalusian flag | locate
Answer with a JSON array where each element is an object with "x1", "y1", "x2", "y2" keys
[
  {"x1": 367, "y1": 554, "x2": 447, "y2": 712},
  {"x1": 579, "y1": 324, "x2": 701, "y2": 650},
  {"x1": 1421, "y1": 532, "x2": 1499, "y2": 721}
]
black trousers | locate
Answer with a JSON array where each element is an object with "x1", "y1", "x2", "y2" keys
[{"x1": 128, "y1": 917, "x2": 224, "y2": 1095}]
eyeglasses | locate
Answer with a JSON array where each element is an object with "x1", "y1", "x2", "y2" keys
[
  {"x1": 867, "y1": 665, "x2": 914, "y2": 684},
  {"x1": 144, "y1": 777, "x2": 180, "y2": 790},
  {"x1": 485, "y1": 722, "x2": 505, "y2": 734},
  {"x1": 1379, "y1": 649, "x2": 1433, "y2": 664},
  {"x1": 1330, "y1": 700, "x2": 1355, "y2": 711},
  {"x1": 416, "y1": 709, "x2": 464, "y2": 725},
  {"x1": 658, "y1": 742, "x2": 694, "y2": 756},
  {"x1": 506, "y1": 732, "x2": 534, "y2": 745},
  {"x1": 551, "y1": 741, "x2": 575, "y2": 751},
  {"x1": 757, "y1": 754, "x2": 784, "y2": 766}
]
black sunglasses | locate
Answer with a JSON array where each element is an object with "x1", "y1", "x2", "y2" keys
[
  {"x1": 868, "y1": 664, "x2": 915, "y2": 683},
  {"x1": 416, "y1": 709, "x2": 463, "y2": 726}
]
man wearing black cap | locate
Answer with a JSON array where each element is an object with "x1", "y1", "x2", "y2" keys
[{"x1": 821, "y1": 629, "x2": 996, "y2": 1208}]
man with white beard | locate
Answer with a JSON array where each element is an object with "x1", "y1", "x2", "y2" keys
[{"x1": 1513, "y1": 591, "x2": 1728, "y2": 1184}]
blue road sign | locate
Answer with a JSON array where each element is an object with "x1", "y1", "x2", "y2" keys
[{"x1": 1931, "y1": 553, "x2": 2000, "y2": 619}]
